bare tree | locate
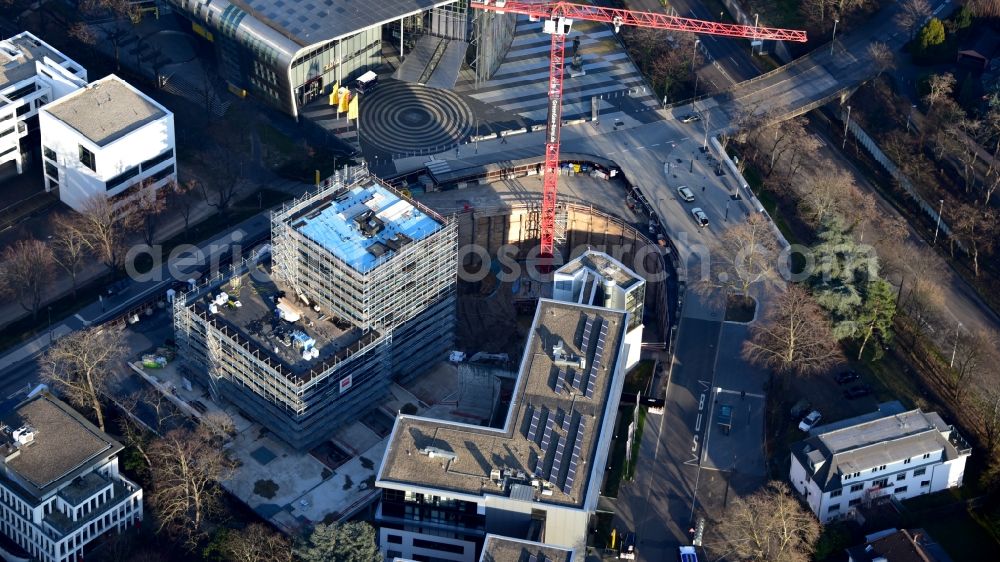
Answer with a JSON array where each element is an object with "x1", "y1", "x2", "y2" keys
[
  {"x1": 39, "y1": 326, "x2": 127, "y2": 432},
  {"x1": 170, "y1": 179, "x2": 197, "y2": 236},
  {"x1": 51, "y1": 214, "x2": 90, "y2": 301},
  {"x1": 73, "y1": 194, "x2": 138, "y2": 272},
  {"x1": 868, "y1": 42, "x2": 896, "y2": 77},
  {"x1": 743, "y1": 285, "x2": 842, "y2": 376},
  {"x1": 954, "y1": 206, "x2": 997, "y2": 277},
  {"x1": 148, "y1": 425, "x2": 235, "y2": 548},
  {"x1": 133, "y1": 179, "x2": 166, "y2": 246},
  {"x1": 800, "y1": 167, "x2": 854, "y2": 225},
  {"x1": 116, "y1": 388, "x2": 183, "y2": 469},
  {"x1": 896, "y1": 0, "x2": 932, "y2": 38},
  {"x1": 223, "y1": 523, "x2": 293, "y2": 562},
  {"x1": 0, "y1": 239, "x2": 55, "y2": 321},
  {"x1": 924, "y1": 73, "x2": 957, "y2": 112},
  {"x1": 973, "y1": 384, "x2": 1000, "y2": 457},
  {"x1": 701, "y1": 213, "x2": 781, "y2": 299},
  {"x1": 714, "y1": 481, "x2": 821, "y2": 562},
  {"x1": 949, "y1": 328, "x2": 999, "y2": 403}
]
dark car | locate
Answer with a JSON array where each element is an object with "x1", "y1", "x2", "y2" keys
[
  {"x1": 835, "y1": 370, "x2": 860, "y2": 385},
  {"x1": 843, "y1": 384, "x2": 873, "y2": 399}
]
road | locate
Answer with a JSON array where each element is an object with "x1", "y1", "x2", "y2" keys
[{"x1": 0, "y1": 213, "x2": 273, "y2": 399}]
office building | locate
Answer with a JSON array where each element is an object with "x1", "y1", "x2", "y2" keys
[
  {"x1": 0, "y1": 393, "x2": 143, "y2": 562},
  {"x1": 790, "y1": 403, "x2": 972, "y2": 524},
  {"x1": 0, "y1": 32, "x2": 87, "y2": 177},
  {"x1": 39, "y1": 75, "x2": 176, "y2": 212},
  {"x1": 845, "y1": 528, "x2": 952, "y2": 562},
  {"x1": 173, "y1": 171, "x2": 457, "y2": 449},
  {"x1": 376, "y1": 299, "x2": 629, "y2": 562},
  {"x1": 553, "y1": 250, "x2": 644, "y2": 370},
  {"x1": 167, "y1": 0, "x2": 516, "y2": 117},
  {"x1": 479, "y1": 535, "x2": 575, "y2": 562}
]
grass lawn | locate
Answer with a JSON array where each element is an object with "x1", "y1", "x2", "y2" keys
[{"x1": 603, "y1": 405, "x2": 648, "y2": 498}]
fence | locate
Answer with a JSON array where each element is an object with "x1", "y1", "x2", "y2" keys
[{"x1": 843, "y1": 109, "x2": 961, "y2": 249}]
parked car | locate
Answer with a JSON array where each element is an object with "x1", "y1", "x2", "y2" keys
[
  {"x1": 798, "y1": 410, "x2": 822, "y2": 432},
  {"x1": 844, "y1": 384, "x2": 873, "y2": 399},
  {"x1": 680, "y1": 113, "x2": 702, "y2": 123},
  {"x1": 679, "y1": 546, "x2": 699, "y2": 562},
  {"x1": 835, "y1": 370, "x2": 860, "y2": 385},
  {"x1": 677, "y1": 185, "x2": 695, "y2": 202},
  {"x1": 691, "y1": 207, "x2": 709, "y2": 227}
]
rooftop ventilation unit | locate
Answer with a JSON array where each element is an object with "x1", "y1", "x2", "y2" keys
[
  {"x1": 552, "y1": 340, "x2": 586, "y2": 370},
  {"x1": 421, "y1": 447, "x2": 457, "y2": 462}
]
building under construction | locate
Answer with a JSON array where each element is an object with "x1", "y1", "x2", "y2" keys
[{"x1": 173, "y1": 170, "x2": 457, "y2": 450}]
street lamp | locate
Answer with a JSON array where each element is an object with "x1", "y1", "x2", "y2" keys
[
  {"x1": 906, "y1": 104, "x2": 917, "y2": 133},
  {"x1": 950, "y1": 321, "x2": 963, "y2": 368},
  {"x1": 692, "y1": 39, "x2": 699, "y2": 71},
  {"x1": 933, "y1": 199, "x2": 945, "y2": 245},
  {"x1": 752, "y1": 14, "x2": 759, "y2": 56},
  {"x1": 842, "y1": 105, "x2": 851, "y2": 149},
  {"x1": 830, "y1": 19, "x2": 839, "y2": 56}
]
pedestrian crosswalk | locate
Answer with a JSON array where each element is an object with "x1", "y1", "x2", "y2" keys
[{"x1": 455, "y1": 16, "x2": 661, "y2": 123}]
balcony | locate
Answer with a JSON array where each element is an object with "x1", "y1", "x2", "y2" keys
[{"x1": 950, "y1": 427, "x2": 973, "y2": 455}]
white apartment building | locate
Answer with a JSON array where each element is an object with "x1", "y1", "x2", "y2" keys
[
  {"x1": 553, "y1": 250, "x2": 645, "y2": 370},
  {"x1": 0, "y1": 393, "x2": 143, "y2": 562},
  {"x1": 790, "y1": 403, "x2": 971, "y2": 524},
  {"x1": 376, "y1": 299, "x2": 629, "y2": 562},
  {"x1": 39, "y1": 75, "x2": 176, "y2": 212},
  {"x1": 0, "y1": 32, "x2": 87, "y2": 176}
]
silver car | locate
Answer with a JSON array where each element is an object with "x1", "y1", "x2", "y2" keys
[
  {"x1": 677, "y1": 185, "x2": 695, "y2": 202},
  {"x1": 691, "y1": 207, "x2": 709, "y2": 227}
]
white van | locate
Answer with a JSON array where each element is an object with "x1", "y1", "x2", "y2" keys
[{"x1": 354, "y1": 71, "x2": 378, "y2": 94}]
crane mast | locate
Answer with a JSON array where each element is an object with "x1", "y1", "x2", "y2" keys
[{"x1": 470, "y1": 0, "x2": 806, "y2": 260}]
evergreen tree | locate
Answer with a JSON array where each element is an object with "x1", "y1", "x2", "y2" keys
[
  {"x1": 294, "y1": 522, "x2": 380, "y2": 562},
  {"x1": 918, "y1": 18, "x2": 946, "y2": 54}
]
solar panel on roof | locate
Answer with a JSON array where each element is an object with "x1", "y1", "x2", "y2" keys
[
  {"x1": 580, "y1": 315, "x2": 594, "y2": 354},
  {"x1": 526, "y1": 406, "x2": 543, "y2": 442},
  {"x1": 571, "y1": 367, "x2": 584, "y2": 392},
  {"x1": 563, "y1": 460, "x2": 578, "y2": 494},
  {"x1": 554, "y1": 367, "x2": 567, "y2": 393},
  {"x1": 540, "y1": 417, "x2": 555, "y2": 451},
  {"x1": 528, "y1": 555, "x2": 538, "y2": 562},
  {"x1": 548, "y1": 435, "x2": 565, "y2": 482},
  {"x1": 563, "y1": 418, "x2": 587, "y2": 492},
  {"x1": 584, "y1": 367, "x2": 597, "y2": 398},
  {"x1": 561, "y1": 409, "x2": 572, "y2": 431}
]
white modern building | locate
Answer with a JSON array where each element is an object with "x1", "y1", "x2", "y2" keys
[
  {"x1": 376, "y1": 299, "x2": 629, "y2": 562},
  {"x1": 553, "y1": 250, "x2": 644, "y2": 370},
  {"x1": 0, "y1": 32, "x2": 87, "y2": 176},
  {"x1": 479, "y1": 535, "x2": 575, "y2": 562},
  {"x1": 0, "y1": 393, "x2": 143, "y2": 562},
  {"x1": 39, "y1": 75, "x2": 176, "y2": 212},
  {"x1": 790, "y1": 403, "x2": 971, "y2": 524}
]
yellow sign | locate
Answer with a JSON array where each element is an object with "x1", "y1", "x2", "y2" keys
[
  {"x1": 328, "y1": 81, "x2": 339, "y2": 106},
  {"x1": 347, "y1": 95, "x2": 359, "y2": 120},
  {"x1": 192, "y1": 22, "x2": 214, "y2": 42},
  {"x1": 338, "y1": 89, "x2": 350, "y2": 113},
  {"x1": 610, "y1": 528, "x2": 617, "y2": 549}
]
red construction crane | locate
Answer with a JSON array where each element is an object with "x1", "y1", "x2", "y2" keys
[{"x1": 469, "y1": 0, "x2": 807, "y2": 259}]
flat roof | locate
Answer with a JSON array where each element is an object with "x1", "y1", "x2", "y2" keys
[
  {"x1": 556, "y1": 250, "x2": 643, "y2": 291},
  {"x1": 1, "y1": 395, "x2": 119, "y2": 498},
  {"x1": 287, "y1": 182, "x2": 443, "y2": 274},
  {"x1": 480, "y1": 535, "x2": 574, "y2": 562},
  {"x1": 42, "y1": 75, "x2": 166, "y2": 146},
  {"x1": 186, "y1": 265, "x2": 377, "y2": 382},
  {"x1": 794, "y1": 408, "x2": 970, "y2": 492},
  {"x1": 379, "y1": 299, "x2": 626, "y2": 508},
  {"x1": 0, "y1": 32, "x2": 68, "y2": 92},
  {"x1": 238, "y1": 0, "x2": 450, "y2": 46}
]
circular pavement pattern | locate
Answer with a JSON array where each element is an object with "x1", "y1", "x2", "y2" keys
[{"x1": 358, "y1": 80, "x2": 474, "y2": 156}]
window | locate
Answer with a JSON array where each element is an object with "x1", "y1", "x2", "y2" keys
[
  {"x1": 896, "y1": 473, "x2": 906, "y2": 481},
  {"x1": 879, "y1": 465, "x2": 886, "y2": 471},
  {"x1": 849, "y1": 498, "x2": 861, "y2": 507},
  {"x1": 386, "y1": 535, "x2": 402, "y2": 544},
  {"x1": 853, "y1": 472, "x2": 860, "y2": 478},
  {"x1": 43, "y1": 146, "x2": 56, "y2": 162},
  {"x1": 873, "y1": 478, "x2": 888, "y2": 488},
  {"x1": 904, "y1": 458, "x2": 912, "y2": 464},
  {"x1": 105, "y1": 165, "x2": 140, "y2": 191},
  {"x1": 871, "y1": 468, "x2": 877, "y2": 473},
  {"x1": 830, "y1": 489, "x2": 842, "y2": 498},
  {"x1": 78, "y1": 145, "x2": 96, "y2": 171},
  {"x1": 850, "y1": 483, "x2": 864, "y2": 493},
  {"x1": 412, "y1": 538, "x2": 464, "y2": 554},
  {"x1": 914, "y1": 468, "x2": 926, "y2": 477},
  {"x1": 140, "y1": 148, "x2": 174, "y2": 171},
  {"x1": 147, "y1": 163, "x2": 175, "y2": 184},
  {"x1": 923, "y1": 453, "x2": 931, "y2": 459},
  {"x1": 828, "y1": 504, "x2": 840, "y2": 513},
  {"x1": 386, "y1": 551, "x2": 402, "y2": 560},
  {"x1": 921, "y1": 480, "x2": 930, "y2": 487},
  {"x1": 44, "y1": 161, "x2": 58, "y2": 180},
  {"x1": 895, "y1": 486, "x2": 908, "y2": 494}
]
